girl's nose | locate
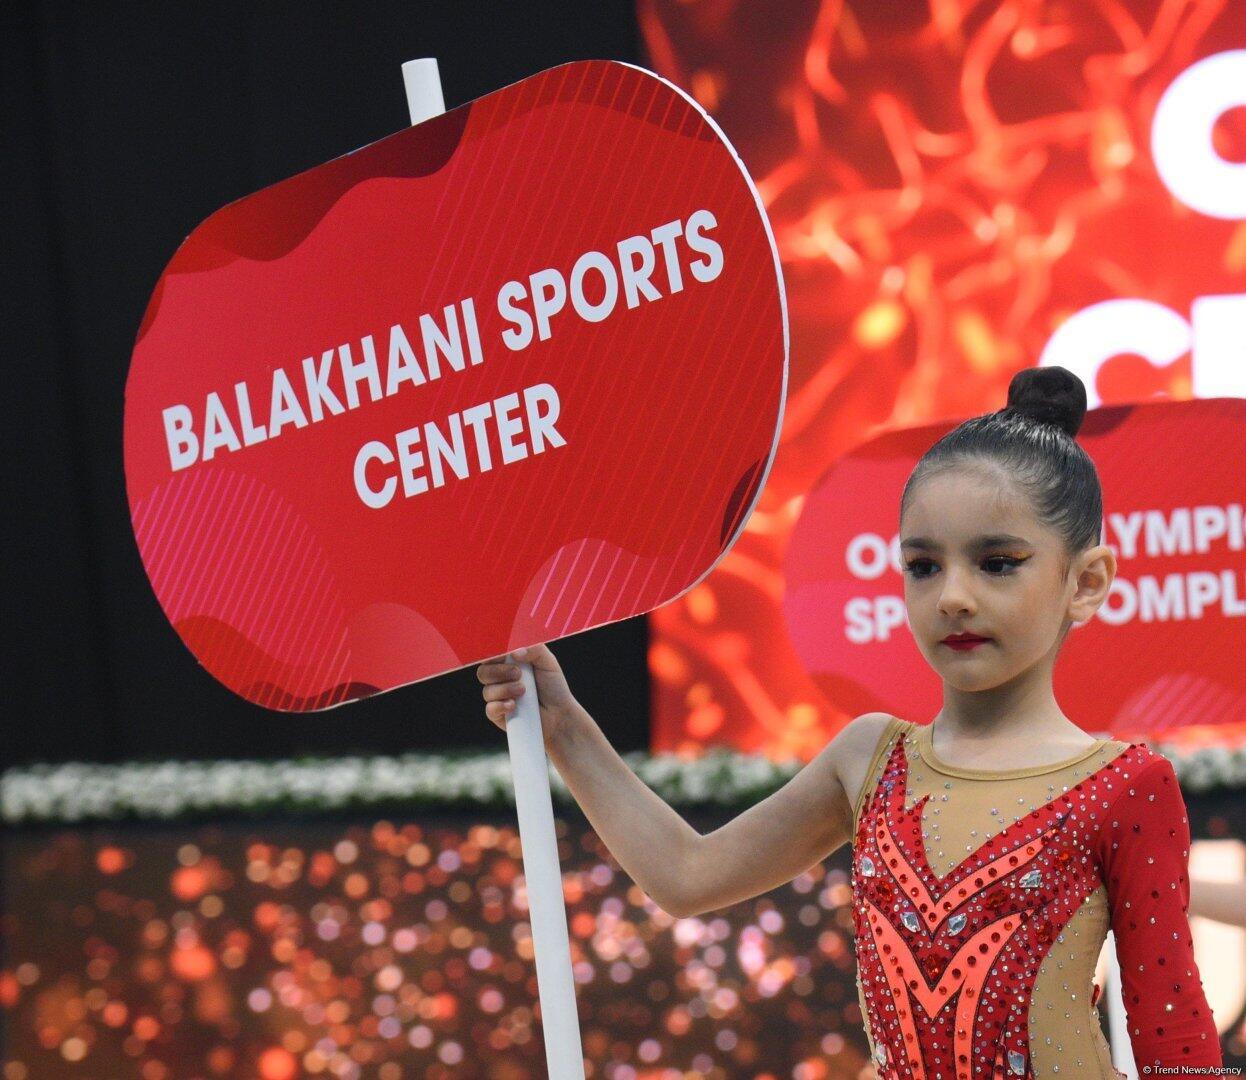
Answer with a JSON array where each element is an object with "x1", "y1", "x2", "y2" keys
[{"x1": 936, "y1": 570, "x2": 975, "y2": 617}]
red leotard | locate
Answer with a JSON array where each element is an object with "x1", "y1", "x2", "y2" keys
[{"x1": 850, "y1": 717, "x2": 1221, "y2": 1078}]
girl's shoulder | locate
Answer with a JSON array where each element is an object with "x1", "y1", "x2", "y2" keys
[
  {"x1": 1097, "y1": 736, "x2": 1170, "y2": 772},
  {"x1": 846, "y1": 714, "x2": 910, "y2": 832}
]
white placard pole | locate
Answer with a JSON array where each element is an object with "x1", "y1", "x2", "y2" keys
[
  {"x1": 402, "y1": 57, "x2": 446, "y2": 125},
  {"x1": 400, "y1": 58, "x2": 586, "y2": 1080}
]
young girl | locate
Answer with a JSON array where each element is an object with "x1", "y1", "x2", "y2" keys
[{"x1": 476, "y1": 366, "x2": 1223, "y2": 1077}]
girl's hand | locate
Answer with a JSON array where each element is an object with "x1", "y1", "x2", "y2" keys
[{"x1": 475, "y1": 643, "x2": 581, "y2": 748}]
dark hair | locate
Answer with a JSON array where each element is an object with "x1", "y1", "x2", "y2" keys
[{"x1": 899, "y1": 366, "x2": 1103, "y2": 578}]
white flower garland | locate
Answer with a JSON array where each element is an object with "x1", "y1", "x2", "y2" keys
[{"x1": 2, "y1": 742, "x2": 1242, "y2": 825}]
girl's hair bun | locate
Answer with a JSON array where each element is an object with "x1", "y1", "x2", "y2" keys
[{"x1": 1004, "y1": 366, "x2": 1087, "y2": 438}]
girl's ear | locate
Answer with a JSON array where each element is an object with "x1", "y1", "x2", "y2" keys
[{"x1": 1067, "y1": 544, "x2": 1116, "y2": 623}]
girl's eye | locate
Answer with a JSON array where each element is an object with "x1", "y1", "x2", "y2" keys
[
  {"x1": 983, "y1": 555, "x2": 1025, "y2": 574},
  {"x1": 902, "y1": 556, "x2": 1026, "y2": 577}
]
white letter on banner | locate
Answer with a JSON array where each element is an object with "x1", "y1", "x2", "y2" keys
[
  {"x1": 494, "y1": 393, "x2": 529, "y2": 466},
  {"x1": 846, "y1": 533, "x2": 889, "y2": 580},
  {"x1": 529, "y1": 268, "x2": 567, "y2": 342},
  {"x1": 524, "y1": 383, "x2": 566, "y2": 454},
  {"x1": 420, "y1": 305, "x2": 467, "y2": 380},
  {"x1": 234, "y1": 381, "x2": 268, "y2": 446},
  {"x1": 395, "y1": 425, "x2": 429, "y2": 497},
  {"x1": 498, "y1": 279, "x2": 534, "y2": 351},
  {"x1": 1191, "y1": 295, "x2": 1246, "y2": 398},
  {"x1": 462, "y1": 402, "x2": 495, "y2": 471},
  {"x1": 1152, "y1": 50, "x2": 1246, "y2": 220},
  {"x1": 617, "y1": 235, "x2": 660, "y2": 309},
  {"x1": 570, "y1": 251, "x2": 619, "y2": 322},
  {"x1": 302, "y1": 349, "x2": 345, "y2": 422},
  {"x1": 386, "y1": 323, "x2": 427, "y2": 395},
  {"x1": 355, "y1": 441, "x2": 397, "y2": 509},
  {"x1": 425, "y1": 413, "x2": 469, "y2": 489},
  {"x1": 650, "y1": 219, "x2": 686, "y2": 294},
  {"x1": 202, "y1": 391, "x2": 242, "y2": 461},
  {"x1": 339, "y1": 338, "x2": 383, "y2": 409},
  {"x1": 1039, "y1": 299, "x2": 1192, "y2": 409},
  {"x1": 269, "y1": 368, "x2": 310, "y2": 437},
  {"x1": 163, "y1": 404, "x2": 199, "y2": 471},
  {"x1": 685, "y1": 209, "x2": 724, "y2": 283}
]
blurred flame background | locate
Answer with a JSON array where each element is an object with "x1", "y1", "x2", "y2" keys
[{"x1": 640, "y1": 0, "x2": 1246, "y2": 758}]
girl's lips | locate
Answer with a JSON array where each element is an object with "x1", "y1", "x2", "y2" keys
[{"x1": 942, "y1": 636, "x2": 991, "y2": 650}]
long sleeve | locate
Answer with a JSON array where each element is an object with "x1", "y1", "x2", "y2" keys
[{"x1": 1096, "y1": 753, "x2": 1222, "y2": 1069}]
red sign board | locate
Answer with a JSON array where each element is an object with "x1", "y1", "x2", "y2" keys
[
  {"x1": 783, "y1": 398, "x2": 1246, "y2": 744},
  {"x1": 124, "y1": 61, "x2": 787, "y2": 711}
]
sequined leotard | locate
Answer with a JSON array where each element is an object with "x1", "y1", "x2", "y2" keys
[{"x1": 850, "y1": 717, "x2": 1221, "y2": 1078}]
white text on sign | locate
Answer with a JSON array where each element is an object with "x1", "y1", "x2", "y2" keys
[{"x1": 156, "y1": 209, "x2": 725, "y2": 510}]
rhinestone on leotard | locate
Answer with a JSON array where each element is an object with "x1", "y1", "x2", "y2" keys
[{"x1": 851, "y1": 728, "x2": 1218, "y2": 1076}]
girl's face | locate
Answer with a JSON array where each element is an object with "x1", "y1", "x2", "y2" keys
[{"x1": 899, "y1": 462, "x2": 1115, "y2": 693}]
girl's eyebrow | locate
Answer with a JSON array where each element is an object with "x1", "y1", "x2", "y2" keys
[{"x1": 900, "y1": 533, "x2": 1031, "y2": 551}]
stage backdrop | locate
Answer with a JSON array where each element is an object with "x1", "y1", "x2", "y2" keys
[{"x1": 640, "y1": 0, "x2": 1246, "y2": 758}]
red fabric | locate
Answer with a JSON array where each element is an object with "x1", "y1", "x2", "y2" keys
[
  {"x1": 851, "y1": 736, "x2": 1222, "y2": 1076},
  {"x1": 1095, "y1": 755, "x2": 1222, "y2": 1069}
]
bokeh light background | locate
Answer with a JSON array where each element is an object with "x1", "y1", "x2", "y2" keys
[
  {"x1": 640, "y1": 0, "x2": 1246, "y2": 758},
  {"x1": 2, "y1": 816, "x2": 874, "y2": 1079},
  {"x1": 3, "y1": 813, "x2": 1241, "y2": 1079}
]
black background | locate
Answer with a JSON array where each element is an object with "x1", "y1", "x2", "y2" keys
[{"x1": 5, "y1": 2, "x2": 649, "y2": 767}]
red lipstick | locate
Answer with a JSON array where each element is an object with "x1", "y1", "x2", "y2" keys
[{"x1": 941, "y1": 632, "x2": 991, "y2": 651}]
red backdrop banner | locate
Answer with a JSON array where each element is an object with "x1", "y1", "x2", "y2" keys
[
  {"x1": 784, "y1": 398, "x2": 1246, "y2": 744},
  {"x1": 125, "y1": 60, "x2": 787, "y2": 711},
  {"x1": 641, "y1": 0, "x2": 1246, "y2": 756}
]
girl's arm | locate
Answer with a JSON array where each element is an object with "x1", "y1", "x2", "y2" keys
[
  {"x1": 1189, "y1": 878, "x2": 1246, "y2": 929},
  {"x1": 477, "y1": 645, "x2": 887, "y2": 919},
  {"x1": 480, "y1": 644, "x2": 700, "y2": 916},
  {"x1": 1096, "y1": 755, "x2": 1223, "y2": 1069},
  {"x1": 674, "y1": 712, "x2": 890, "y2": 917}
]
